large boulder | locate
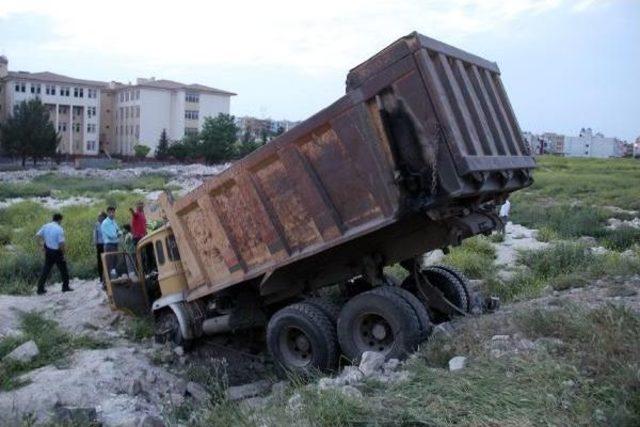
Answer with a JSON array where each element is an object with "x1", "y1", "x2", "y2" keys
[{"x1": 3, "y1": 340, "x2": 39, "y2": 363}]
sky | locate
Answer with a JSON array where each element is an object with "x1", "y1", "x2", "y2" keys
[{"x1": 0, "y1": 0, "x2": 638, "y2": 141}]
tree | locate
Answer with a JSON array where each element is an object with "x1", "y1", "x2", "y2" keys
[
  {"x1": 199, "y1": 114, "x2": 238, "y2": 164},
  {"x1": 134, "y1": 144, "x2": 151, "y2": 158},
  {"x1": 167, "y1": 134, "x2": 201, "y2": 161},
  {"x1": 155, "y1": 129, "x2": 170, "y2": 159},
  {"x1": 236, "y1": 138, "x2": 262, "y2": 158},
  {"x1": 0, "y1": 99, "x2": 59, "y2": 167}
]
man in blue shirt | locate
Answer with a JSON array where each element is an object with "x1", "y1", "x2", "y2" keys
[
  {"x1": 93, "y1": 211, "x2": 107, "y2": 284},
  {"x1": 101, "y1": 206, "x2": 121, "y2": 280},
  {"x1": 35, "y1": 213, "x2": 71, "y2": 294}
]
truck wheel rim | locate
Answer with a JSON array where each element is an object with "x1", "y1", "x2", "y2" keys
[
  {"x1": 354, "y1": 313, "x2": 394, "y2": 354},
  {"x1": 280, "y1": 326, "x2": 313, "y2": 368}
]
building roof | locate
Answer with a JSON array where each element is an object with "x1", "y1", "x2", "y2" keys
[
  {"x1": 3, "y1": 71, "x2": 108, "y2": 87},
  {"x1": 112, "y1": 78, "x2": 236, "y2": 96}
]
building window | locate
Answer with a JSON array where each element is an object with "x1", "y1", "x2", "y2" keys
[
  {"x1": 87, "y1": 88, "x2": 97, "y2": 99},
  {"x1": 125, "y1": 91, "x2": 129, "y2": 101},
  {"x1": 60, "y1": 87, "x2": 70, "y2": 96},
  {"x1": 30, "y1": 84, "x2": 41, "y2": 94},
  {"x1": 87, "y1": 106, "x2": 97, "y2": 118},
  {"x1": 15, "y1": 82, "x2": 26, "y2": 93},
  {"x1": 184, "y1": 127, "x2": 198, "y2": 136},
  {"x1": 125, "y1": 106, "x2": 130, "y2": 119},
  {"x1": 185, "y1": 92, "x2": 199, "y2": 103},
  {"x1": 86, "y1": 140, "x2": 96, "y2": 151},
  {"x1": 135, "y1": 106, "x2": 140, "y2": 118},
  {"x1": 135, "y1": 89, "x2": 140, "y2": 100},
  {"x1": 135, "y1": 125, "x2": 139, "y2": 138},
  {"x1": 185, "y1": 110, "x2": 199, "y2": 120},
  {"x1": 58, "y1": 122, "x2": 67, "y2": 132},
  {"x1": 73, "y1": 106, "x2": 82, "y2": 116},
  {"x1": 73, "y1": 87, "x2": 84, "y2": 98},
  {"x1": 59, "y1": 106, "x2": 68, "y2": 114},
  {"x1": 119, "y1": 92, "x2": 124, "y2": 102},
  {"x1": 119, "y1": 107, "x2": 124, "y2": 120},
  {"x1": 45, "y1": 84, "x2": 56, "y2": 95},
  {"x1": 87, "y1": 123, "x2": 97, "y2": 133},
  {"x1": 74, "y1": 123, "x2": 81, "y2": 133}
]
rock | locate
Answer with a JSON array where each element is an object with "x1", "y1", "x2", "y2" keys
[
  {"x1": 448, "y1": 356, "x2": 467, "y2": 371},
  {"x1": 590, "y1": 246, "x2": 608, "y2": 256},
  {"x1": 340, "y1": 385, "x2": 363, "y2": 399},
  {"x1": 286, "y1": 392, "x2": 303, "y2": 415},
  {"x1": 431, "y1": 322, "x2": 454, "y2": 339},
  {"x1": 335, "y1": 366, "x2": 364, "y2": 386},
  {"x1": 383, "y1": 358, "x2": 400, "y2": 373},
  {"x1": 139, "y1": 414, "x2": 166, "y2": 427},
  {"x1": 577, "y1": 236, "x2": 597, "y2": 247},
  {"x1": 270, "y1": 381, "x2": 288, "y2": 400},
  {"x1": 186, "y1": 381, "x2": 209, "y2": 402},
  {"x1": 318, "y1": 377, "x2": 336, "y2": 390},
  {"x1": 242, "y1": 396, "x2": 268, "y2": 410},
  {"x1": 173, "y1": 346, "x2": 185, "y2": 357},
  {"x1": 562, "y1": 380, "x2": 575, "y2": 388},
  {"x1": 422, "y1": 249, "x2": 445, "y2": 266},
  {"x1": 491, "y1": 334, "x2": 510, "y2": 342},
  {"x1": 226, "y1": 380, "x2": 271, "y2": 401},
  {"x1": 359, "y1": 351, "x2": 385, "y2": 376},
  {"x1": 621, "y1": 250, "x2": 637, "y2": 259},
  {"x1": 4, "y1": 340, "x2": 39, "y2": 363},
  {"x1": 169, "y1": 392, "x2": 185, "y2": 406},
  {"x1": 52, "y1": 406, "x2": 98, "y2": 425}
]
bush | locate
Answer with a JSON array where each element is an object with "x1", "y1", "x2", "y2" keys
[
  {"x1": 442, "y1": 236, "x2": 496, "y2": 280},
  {"x1": 134, "y1": 144, "x2": 151, "y2": 158}
]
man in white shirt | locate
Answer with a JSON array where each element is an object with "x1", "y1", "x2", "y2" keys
[
  {"x1": 35, "y1": 213, "x2": 72, "y2": 294},
  {"x1": 498, "y1": 198, "x2": 511, "y2": 234}
]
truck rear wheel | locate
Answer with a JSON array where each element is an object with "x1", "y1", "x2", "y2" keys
[
  {"x1": 428, "y1": 265, "x2": 472, "y2": 312},
  {"x1": 267, "y1": 303, "x2": 338, "y2": 373},
  {"x1": 402, "y1": 267, "x2": 469, "y2": 322},
  {"x1": 370, "y1": 286, "x2": 432, "y2": 341},
  {"x1": 337, "y1": 287, "x2": 422, "y2": 362}
]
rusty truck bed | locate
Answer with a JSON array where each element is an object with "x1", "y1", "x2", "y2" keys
[{"x1": 160, "y1": 32, "x2": 535, "y2": 302}]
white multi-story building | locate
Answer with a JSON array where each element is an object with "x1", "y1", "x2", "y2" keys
[
  {"x1": 0, "y1": 55, "x2": 104, "y2": 155},
  {"x1": 0, "y1": 56, "x2": 235, "y2": 157},
  {"x1": 107, "y1": 78, "x2": 235, "y2": 156},
  {"x1": 564, "y1": 128, "x2": 624, "y2": 158}
]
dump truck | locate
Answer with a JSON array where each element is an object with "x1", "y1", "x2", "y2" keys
[{"x1": 102, "y1": 32, "x2": 535, "y2": 372}]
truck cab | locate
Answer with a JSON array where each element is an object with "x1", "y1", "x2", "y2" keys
[{"x1": 102, "y1": 225, "x2": 187, "y2": 316}]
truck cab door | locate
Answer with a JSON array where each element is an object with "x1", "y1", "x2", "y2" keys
[{"x1": 101, "y1": 251, "x2": 150, "y2": 316}]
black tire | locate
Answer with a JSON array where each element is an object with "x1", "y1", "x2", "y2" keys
[
  {"x1": 428, "y1": 264, "x2": 472, "y2": 312},
  {"x1": 401, "y1": 268, "x2": 469, "y2": 322},
  {"x1": 154, "y1": 310, "x2": 192, "y2": 350},
  {"x1": 267, "y1": 303, "x2": 338, "y2": 373},
  {"x1": 337, "y1": 288, "x2": 422, "y2": 361},
  {"x1": 305, "y1": 297, "x2": 341, "y2": 324},
  {"x1": 371, "y1": 286, "x2": 432, "y2": 341}
]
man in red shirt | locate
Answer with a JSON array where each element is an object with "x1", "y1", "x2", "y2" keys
[{"x1": 129, "y1": 201, "x2": 147, "y2": 246}]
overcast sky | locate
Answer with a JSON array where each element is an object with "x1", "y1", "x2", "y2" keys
[{"x1": 0, "y1": 0, "x2": 638, "y2": 141}]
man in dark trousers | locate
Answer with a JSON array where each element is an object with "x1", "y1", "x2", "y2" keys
[
  {"x1": 93, "y1": 211, "x2": 107, "y2": 285},
  {"x1": 35, "y1": 213, "x2": 72, "y2": 294}
]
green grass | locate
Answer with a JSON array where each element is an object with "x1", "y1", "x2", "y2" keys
[
  {"x1": 124, "y1": 316, "x2": 155, "y2": 342},
  {"x1": 486, "y1": 243, "x2": 640, "y2": 302},
  {"x1": 0, "y1": 173, "x2": 170, "y2": 200},
  {"x1": 0, "y1": 312, "x2": 107, "y2": 390},
  {"x1": 440, "y1": 235, "x2": 497, "y2": 281},
  {"x1": 515, "y1": 156, "x2": 640, "y2": 211}
]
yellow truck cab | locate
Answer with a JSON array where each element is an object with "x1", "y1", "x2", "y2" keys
[{"x1": 102, "y1": 225, "x2": 188, "y2": 317}]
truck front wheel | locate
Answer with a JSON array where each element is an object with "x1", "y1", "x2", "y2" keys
[
  {"x1": 155, "y1": 310, "x2": 192, "y2": 350},
  {"x1": 337, "y1": 287, "x2": 423, "y2": 362},
  {"x1": 267, "y1": 303, "x2": 338, "y2": 374}
]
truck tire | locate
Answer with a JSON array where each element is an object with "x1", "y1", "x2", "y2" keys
[
  {"x1": 267, "y1": 303, "x2": 338, "y2": 373},
  {"x1": 428, "y1": 265, "x2": 472, "y2": 312},
  {"x1": 402, "y1": 267, "x2": 468, "y2": 322},
  {"x1": 154, "y1": 310, "x2": 192, "y2": 350},
  {"x1": 370, "y1": 286, "x2": 432, "y2": 341},
  {"x1": 337, "y1": 288, "x2": 422, "y2": 362},
  {"x1": 305, "y1": 298, "x2": 341, "y2": 324}
]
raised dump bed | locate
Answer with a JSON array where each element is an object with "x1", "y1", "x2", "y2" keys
[{"x1": 105, "y1": 32, "x2": 535, "y2": 373}]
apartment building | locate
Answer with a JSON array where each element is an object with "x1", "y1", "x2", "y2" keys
[
  {"x1": 236, "y1": 116, "x2": 301, "y2": 141},
  {"x1": 0, "y1": 56, "x2": 235, "y2": 157},
  {"x1": 107, "y1": 78, "x2": 235, "y2": 156},
  {"x1": 0, "y1": 55, "x2": 104, "y2": 155},
  {"x1": 564, "y1": 128, "x2": 625, "y2": 158}
]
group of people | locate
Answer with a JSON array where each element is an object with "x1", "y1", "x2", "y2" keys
[{"x1": 34, "y1": 201, "x2": 147, "y2": 294}]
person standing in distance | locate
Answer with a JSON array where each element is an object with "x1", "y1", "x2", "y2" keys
[
  {"x1": 35, "y1": 213, "x2": 72, "y2": 294},
  {"x1": 101, "y1": 206, "x2": 120, "y2": 253},
  {"x1": 129, "y1": 201, "x2": 147, "y2": 246},
  {"x1": 93, "y1": 211, "x2": 107, "y2": 284}
]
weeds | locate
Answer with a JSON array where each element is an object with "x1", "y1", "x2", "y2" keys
[
  {"x1": 441, "y1": 235, "x2": 496, "y2": 280},
  {"x1": 124, "y1": 316, "x2": 155, "y2": 341}
]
